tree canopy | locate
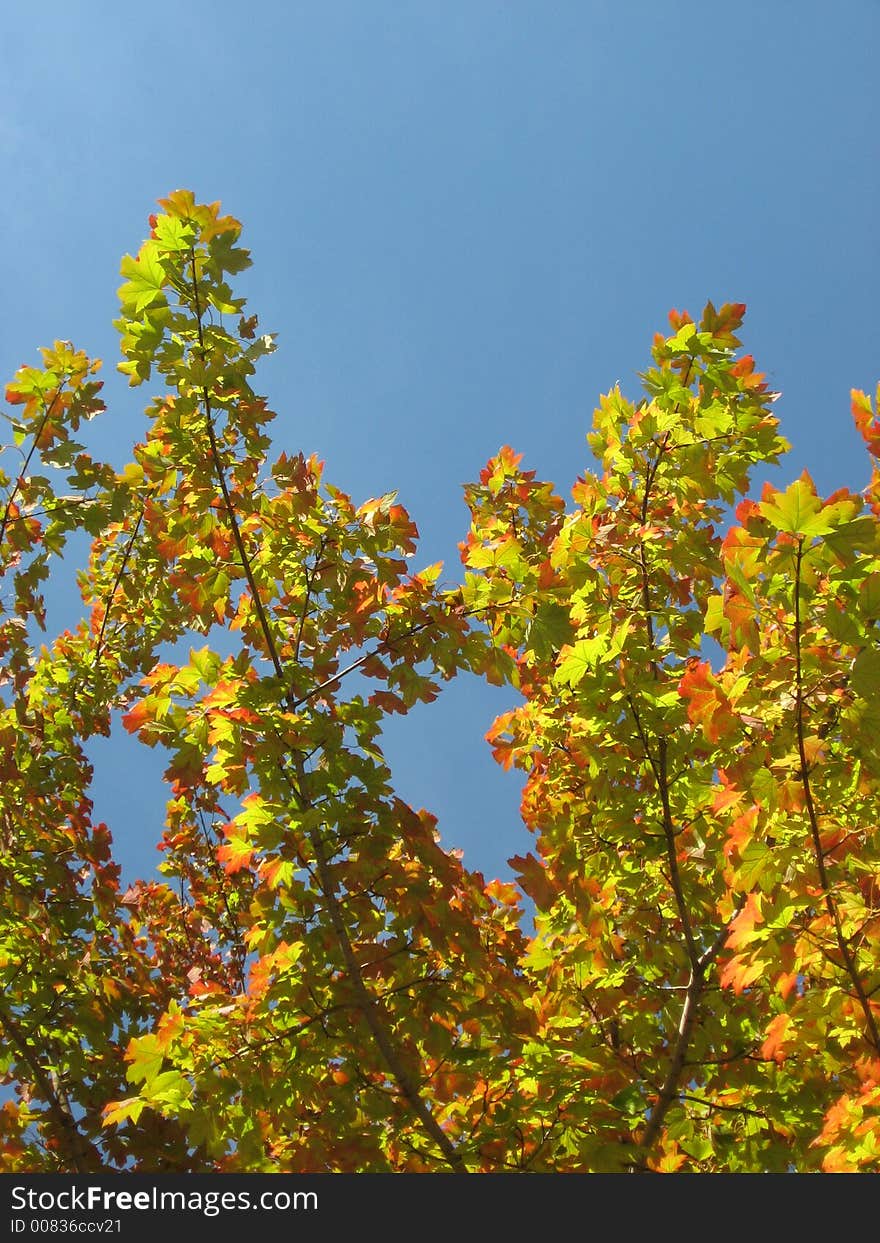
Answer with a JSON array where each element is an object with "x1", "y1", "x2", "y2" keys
[{"x1": 2, "y1": 193, "x2": 880, "y2": 1173}]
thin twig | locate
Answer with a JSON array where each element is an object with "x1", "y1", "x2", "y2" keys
[{"x1": 0, "y1": 388, "x2": 65, "y2": 550}]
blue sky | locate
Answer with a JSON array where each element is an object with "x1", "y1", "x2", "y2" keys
[{"x1": 2, "y1": 2, "x2": 877, "y2": 887}]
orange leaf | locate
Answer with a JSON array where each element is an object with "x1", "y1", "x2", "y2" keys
[
  {"x1": 724, "y1": 806, "x2": 759, "y2": 862},
  {"x1": 678, "y1": 661, "x2": 738, "y2": 743},
  {"x1": 121, "y1": 700, "x2": 151, "y2": 734},
  {"x1": 852, "y1": 388, "x2": 880, "y2": 459},
  {"x1": 156, "y1": 1008, "x2": 186, "y2": 1053},
  {"x1": 712, "y1": 774, "x2": 742, "y2": 815},
  {"x1": 726, "y1": 893, "x2": 764, "y2": 950},
  {"x1": 776, "y1": 971, "x2": 799, "y2": 1001},
  {"x1": 719, "y1": 954, "x2": 765, "y2": 994},
  {"x1": 761, "y1": 1013, "x2": 792, "y2": 1063},
  {"x1": 216, "y1": 834, "x2": 253, "y2": 875},
  {"x1": 484, "y1": 878, "x2": 521, "y2": 906}
]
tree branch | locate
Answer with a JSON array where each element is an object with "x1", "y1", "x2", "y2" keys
[
  {"x1": 187, "y1": 250, "x2": 468, "y2": 1171},
  {"x1": 0, "y1": 387, "x2": 65, "y2": 551},
  {"x1": 0, "y1": 1003, "x2": 105, "y2": 1173},
  {"x1": 793, "y1": 539, "x2": 880, "y2": 1052}
]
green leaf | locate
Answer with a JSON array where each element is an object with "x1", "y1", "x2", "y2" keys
[
  {"x1": 118, "y1": 246, "x2": 168, "y2": 315},
  {"x1": 143, "y1": 1070, "x2": 192, "y2": 1108},
  {"x1": 758, "y1": 477, "x2": 834, "y2": 538},
  {"x1": 851, "y1": 647, "x2": 880, "y2": 699},
  {"x1": 527, "y1": 602, "x2": 571, "y2": 660},
  {"x1": 554, "y1": 635, "x2": 607, "y2": 687},
  {"x1": 103, "y1": 1097, "x2": 148, "y2": 1128},
  {"x1": 125, "y1": 1034, "x2": 164, "y2": 1086},
  {"x1": 190, "y1": 645, "x2": 221, "y2": 682}
]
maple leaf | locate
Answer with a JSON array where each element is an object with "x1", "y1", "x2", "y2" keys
[
  {"x1": 758, "y1": 475, "x2": 836, "y2": 539},
  {"x1": 102, "y1": 1098, "x2": 147, "y2": 1128},
  {"x1": 725, "y1": 892, "x2": 764, "y2": 951},
  {"x1": 216, "y1": 833, "x2": 254, "y2": 875},
  {"x1": 851, "y1": 387, "x2": 880, "y2": 459},
  {"x1": 509, "y1": 853, "x2": 556, "y2": 910},
  {"x1": 719, "y1": 954, "x2": 766, "y2": 995},
  {"x1": 761, "y1": 1013, "x2": 793, "y2": 1063},
  {"x1": 678, "y1": 661, "x2": 738, "y2": 743},
  {"x1": 121, "y1": 699, "x2": 152, "y2": 735}
]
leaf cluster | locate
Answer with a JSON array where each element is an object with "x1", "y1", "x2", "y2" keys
[{"x1": 2, "y1": 198, "x2": 880, "y2": 1173}]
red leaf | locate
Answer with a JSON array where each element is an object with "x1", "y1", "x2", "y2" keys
[
  {"x1": 678, "y1": 661, "x2": 738, "y2": 743},
  {"x1": 121, "y1": 700, "x2": 151, "y2": 734},
  {"x1": 509, "y1": 853, "x2": 556, "y2": 910},
  {"x1": 852, "y1": 388, "x2": 880, "y2": 459},
  {"x1": 216, "y1": 834, "x2": 253, "y2": 875}
]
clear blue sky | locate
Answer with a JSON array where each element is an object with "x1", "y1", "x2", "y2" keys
[{"x1": 2, "y1": 2, "x2": 877, "y2": 886}]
